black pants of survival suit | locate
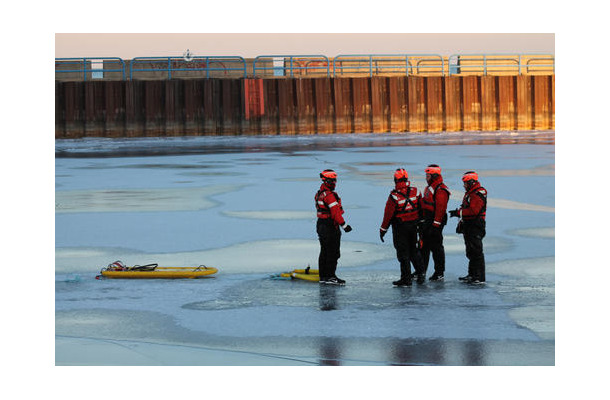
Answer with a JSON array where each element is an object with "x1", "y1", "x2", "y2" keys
[
  {"x1": 391, "y1": 219, "x2": 424, "y2": 280},
  {"x1": 317, "y1": 219, "x2": 342, "y2": 280},
  {"x1": 462, "y1": 219, "x2": 486, "y2": 282},
  {"x1": 421, "y1": 222, "x2": 446, "y2": 276}
]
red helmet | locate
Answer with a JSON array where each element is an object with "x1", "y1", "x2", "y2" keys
[
  {"x1": 425, "y1": 164, "x2": 441, "y2": 175},
  {"x1": 320, "y1": 169, "x2": 337, "y2": 181},
  {"x1": 394, "y1": 168, "x2": 408, "y2": 181},
  {"x1": 462, "y1": 171, "x2": 479, "y2": 182}
]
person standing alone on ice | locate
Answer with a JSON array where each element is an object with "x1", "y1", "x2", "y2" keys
[
  {"x1": 450, "y1": 171, "x2": 487, "y2": 284},
  {"x1": 315, "y1": 169, "x2": 352, "y2": 285},
  {"x1": 379, "y1": 168, "x2": 425, "y2": 286},
  {"x1": 421, "y1": 164, "x2": 450, "y2": 281}
]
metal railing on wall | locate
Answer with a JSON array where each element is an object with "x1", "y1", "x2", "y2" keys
[
  {"x1": 253, "y1": 55, "x2": 330, "y2": 77},
  {"x1": 129, "y1": 56, "x2": 247, "y2": 79},
  {"x1": 55, "y1": 57, "x2": 126, "y2": 81},
  {"x1": 55, "y1": 53, "x2": 555, "y2": 81},
  {"x1": 447, "y1": 54, "x2": 555, "y2": 76},
  {"x1": 332, "y1": 54, "x2": 445, "y2": 77}
]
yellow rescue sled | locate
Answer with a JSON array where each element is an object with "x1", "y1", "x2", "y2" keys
[
  {"x1": 97, "y1": 261, "x2": 218, "y2": 279},
  {"x1": 272, "y1": 267, "x2": 319, "y2": 282}
]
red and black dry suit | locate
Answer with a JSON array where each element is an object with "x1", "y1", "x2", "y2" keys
[
  {"x1": 380, "y1": 181, "x2": 425, "y2": 281},
  {"x1": 458, "y1": 181, "x2": 487, "y2": 282},
  {"x1": 315, "y1": 182, "x2": 346, "y2": 280},
  {"x1": 421, "y1": 176, "x2": 450, "y2": 276}
]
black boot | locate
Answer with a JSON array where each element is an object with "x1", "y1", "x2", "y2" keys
[
  {"x1": 393, "y1": 277, "x2": 412, "y2": 286},
  {"x1": 429, "y1": 273, "x2": 444, "y2": 281}
]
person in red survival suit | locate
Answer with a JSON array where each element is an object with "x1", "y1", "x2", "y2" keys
[
  {"x1": 379, "y1": 168, "x2": 426, "y2": 286},
  {"x1": 420, "y1": 164, "x2": 451, "y2": 282},
  {"x1": 315, "y1": 169, "x2": 352, "y2": 285},
  {"x1": 449, "y1": 171, "x2": 487, "y2": 284}
]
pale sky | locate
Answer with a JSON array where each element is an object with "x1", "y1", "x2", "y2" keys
[{"x1": 55, "y1": 33, "x2": 554, "y2": 59}]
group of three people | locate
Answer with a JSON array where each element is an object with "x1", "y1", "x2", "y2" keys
[{"x1": 315, "y1": 165, "x2": 487, "y2": 286}]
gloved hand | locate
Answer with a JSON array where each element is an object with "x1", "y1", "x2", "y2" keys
[
  {"x1": 343, "y1": 224, "x2": 352, "y2": 233},
  {"x1": 449, "y1": 209, "x2": 459, "y2": 218},
  {"x1": 379, "y1": 229, "x2": 386, "y2": 242},
  {"x1": 430, "y1": 224, "x2": 442, "y2": 239}
]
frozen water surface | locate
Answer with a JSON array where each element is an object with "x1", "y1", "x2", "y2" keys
[{"x1": 55, "y1": 132, "x2": 554, "y2": 366}]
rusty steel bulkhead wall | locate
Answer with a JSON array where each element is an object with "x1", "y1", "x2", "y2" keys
[{"x1": 55, "y1": 75, "x2": 555, "y2": 138}]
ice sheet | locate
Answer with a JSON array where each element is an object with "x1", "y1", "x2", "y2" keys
[{"x1": 55, "y1": 133, "x2": 555, "y2": 366}]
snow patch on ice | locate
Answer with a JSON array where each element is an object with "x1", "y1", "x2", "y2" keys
[
  {"x1": 479, "y1": 166, "x2": 554, "y2": 177},
  {"x1": 508, "y1": 306, "x2": 554, "y2": 340},
  {"x1": 489, "y1": 257, "x2": 554, "y2": 340},
  {"x1": 222, "y1": 210, "x2": 314, "y2": 220},
  {"x1": 54, "y1": 248, "x2": 110, "y2": 258},
  {"x1": 487, "y1": 198, "x2": 554, "y2": 213},
  {"x1": 55, "y1": 185, "x2": 240, "y2": 213},
  {"x1": 488, "y1": 256, "x2": 554, "y2": 278},
  {"x1": 508, "y1": 227, "x2": 554, "y2": 239}
]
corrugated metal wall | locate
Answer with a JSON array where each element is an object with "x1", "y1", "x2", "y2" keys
[{"x1": 55, "y1": 75, "x2": 554, "y2": 138}]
